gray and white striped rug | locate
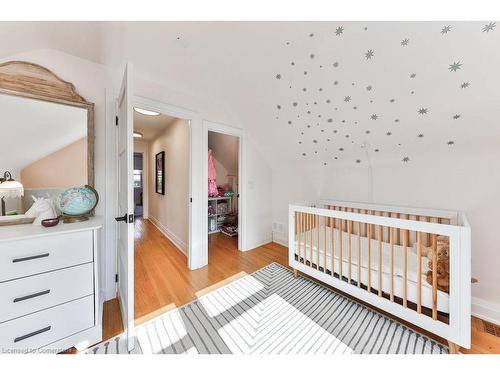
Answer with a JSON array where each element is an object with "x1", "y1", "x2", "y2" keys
[{"x1": 86, "y1": 263, "x2": 448, "y2": 354}]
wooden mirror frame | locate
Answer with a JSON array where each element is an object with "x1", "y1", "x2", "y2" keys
[{"x1": 0, "y1": 61, "x2": 95, "y2": 187}]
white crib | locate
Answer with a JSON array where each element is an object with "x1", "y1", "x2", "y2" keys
[{"x1": 288, "y1": 199, "x2": 471, "y2": 352}]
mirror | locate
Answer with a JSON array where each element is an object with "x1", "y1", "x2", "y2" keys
[{"x1": 0, "y1": 61, "x2": 94, "y2": 217}]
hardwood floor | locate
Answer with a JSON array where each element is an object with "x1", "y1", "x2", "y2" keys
[{"x1": 101, "y1": 218, "x2": 500, "y2": 354}]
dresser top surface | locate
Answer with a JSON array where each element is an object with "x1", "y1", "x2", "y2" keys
[{"x1": 0, "y1": 216, "x2": 103, "y2": 242}]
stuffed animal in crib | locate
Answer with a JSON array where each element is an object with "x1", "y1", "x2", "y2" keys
[
  {"x1": 25, "y1": 196, "x2": 57, "y2": 225},
  {"x1": 425, "y1": 235, "x2": 450, "y2": 293}
]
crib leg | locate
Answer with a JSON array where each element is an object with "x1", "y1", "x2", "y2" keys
[
  {"x1": 293, "y1": 268, "x2": 298, "y2": 278},
  {"x1": 447, "y1": 341, "x2": 460, "y2": 354}
]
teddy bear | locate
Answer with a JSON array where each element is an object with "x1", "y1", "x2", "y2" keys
[{"x1": 424, "y1": 235, "x2": 450, "y2": 293}]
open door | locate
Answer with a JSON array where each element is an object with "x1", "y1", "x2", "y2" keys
[{"x1": 115, "y1": 62, "x2": 135, "y2": 352}]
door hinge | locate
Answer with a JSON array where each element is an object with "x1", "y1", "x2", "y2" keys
[
  {"x1": 115, "y1": 116, "x2": 119, "y2": 126},
  {"x1": 190, "y1": 197, "x2": 192, "y2": 203},
  {"x1": 115, "y1": 273, "x2": 118, "y2": 283},
  {"x1": 128, "y1": 214, "x2": 135, "y2": 223}
]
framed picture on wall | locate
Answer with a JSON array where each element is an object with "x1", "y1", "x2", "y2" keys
[{"x1": 155, "y1": 151, "x2": 165, "y2": 195}]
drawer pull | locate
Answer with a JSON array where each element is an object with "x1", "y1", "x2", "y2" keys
[
  {"x1": 13, "y1": 289, "x2": 51, "y2": 303},
  {"x1": 14, "y1": 326, "x2": 51, "y2": 343},
  {"x1": 12, "y1": 253, "x2": 50, "y2": 263}
]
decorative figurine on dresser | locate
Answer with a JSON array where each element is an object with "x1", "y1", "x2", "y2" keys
[{"x1": 0, "y1": 61, "x2": 102, "y2": 354}]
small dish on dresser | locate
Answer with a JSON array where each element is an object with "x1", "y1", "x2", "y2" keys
[{"x1": 41, "y1": 217, "x2": 60, "y2": 227}]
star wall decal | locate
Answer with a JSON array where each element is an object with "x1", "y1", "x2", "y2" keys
[
  {"x1": 365, "y1": 50, "x2": 375, "y2": 59},
  {"x1": 344, "y1": 96, "x2": 351, "y2": 102},
  {"x1": 310, "y1": 53, "x2": 315, "y2": 59},
  {"x1": 275, "y1": 74, "x2": 281, "y2": 79},
  {"x1": 453, "y1": 114, "x2": 461, "y2": 119},
  {"x1": 441, "y1": 25, "x2": 452, "y2": 34},
  {"x1": 449, "y1": 61, "x2": 462, "y2": 72},
  {"x1": 386, "y1": 132, "x2": 392, "y2": 136},
  {"x1": 410, "y1": 73, "x2": 416, "y2": 78},
  {"x1": 370, "y1": 114, "x2": 378, "y2": 120},
  {"x1": 418, "y1": 134, "x2": 424, "y2": 138},
  {"x1": 401, "y1": 38, "x2": 409, "y2": 46},
  {"x1": 418, "y1": 108, "x2": 429, "y2": 115},
  {"x1": 335, "y1": 26, "x2": 344, "y2": 36},
  {"x1": 356, "y1": 159, "x2": 361, "y2": 164},
  {"x1": 334, "y1": 81, "x2": 339, "y2": 85},
  {"x1": 402, "y1": 156, "x2": 410, "y2": 163},
  {"x1": 333, "y1": 61, "x2": 339, "y2": 67},
  {"x1": 366, "y1": 85, "x2": 373, "y2": 91},
  {"x1": 447, "y1": 141, "x2": 455, "y2": 146},
  {"x1": 482, "y1": 22, "x2": 496, "y2": 33},
  {"x1": 460, "y1": 82, "x2": 470, "y2": 89}
]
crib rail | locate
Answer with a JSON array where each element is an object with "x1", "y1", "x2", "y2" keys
[{"x1": 289, "y1": 201, "x2": 471, "y2": 349}]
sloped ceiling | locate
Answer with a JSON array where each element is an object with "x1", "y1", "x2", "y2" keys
[
  {"x1": 208, "y1": 131, "x2": 239, "y2": 174},
  {"x1": 1, "y1": 21, "x2": 499, "y2": 167}
]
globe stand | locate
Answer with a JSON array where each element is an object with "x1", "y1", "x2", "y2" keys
[{"x1": 62, "y1": 214, "x2": 89, "y2": 224}]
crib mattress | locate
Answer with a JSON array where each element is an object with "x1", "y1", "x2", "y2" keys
[{"x1": 294, "y1": 225, "x2": 449, "y2": 313}]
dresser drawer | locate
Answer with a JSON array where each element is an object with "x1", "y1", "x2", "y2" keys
[
  {"x1": 0, "y1": 295, "x2": 94, "y2": 353},
  {"x1": 0, "y1": 263, "x2": 94, "y2": 324},
  {"x1": 0, "y1": 231, "x2": 93, "y2": 282}
]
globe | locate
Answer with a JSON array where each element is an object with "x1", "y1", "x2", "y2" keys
[{"x1": 58, "y1": 185, "x2": 99, "y2": 217}]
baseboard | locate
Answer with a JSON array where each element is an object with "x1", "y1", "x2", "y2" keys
[
  {"x1": 472, "y1": 297, "x2": 500, "y2": 325},
  {"x1": 242, "y1": 237, "x2": 273, "y2": 252},
  {"x1": 272, "y1": 232, "x2": 288, "y2": 247},
  {"x1": 148, "y1": 215, "x2": 187, "y2": 256}
]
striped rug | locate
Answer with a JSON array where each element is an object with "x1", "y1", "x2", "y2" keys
[{"x1": 85, "y1": 263, "x2": 448, "y2": 354}]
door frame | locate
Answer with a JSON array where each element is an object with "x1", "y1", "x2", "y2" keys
[
  {"x1": 203, "y1": 121, "x2": 246, "y2": 256},
  {"x1": 104, "y1": 92, "x2": 206, "y2": 300}
]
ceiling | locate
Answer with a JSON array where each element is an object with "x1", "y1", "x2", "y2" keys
[
  {"x1": 1, "y1": 21, "x2": 499, "y2": 167},
  {"x1": 133, "y1": 110, "x2": 176, "y2": 141},
  {"x1": 0, "y1": 93, "x2": 87, "y2": 173}
]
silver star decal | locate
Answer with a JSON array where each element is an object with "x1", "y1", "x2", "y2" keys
[
  {"x1": 418, "y1": 133, "x2": 424, "y2": 138},
  {"x1": 441, "y1": 25, "x2": 452, "y2": 34},
  {"x1": 344, "y1": 96, "x2": 351, "y2": 102},
  {"x1": 449, "y1": 62, "x2": 462, "y2": 72},
  {"x1": 366, "y1": 85, "x2": 373, "y2": 91},
  {"x1": 365, "y1": 50, "x2": 374, "y2": 60},
  {"x1": 310, "y1": 53, "x2": 315, "y2": 59},
  {"x1": 401, "y1": 38, "x2": 409, "y2": 46},
  {"x1": 370, "y1": 114, "x2": 378, "y2": 120},
  {"x1": 275, "y1": 74, "x2": 281, "y2": 79},
  {"x1": 453, "y1": 114, "x2": 461, "y2": 119},
  {"x1": 418, "y1": 108, "x2": 429, "y2": 115},
  {"x1": 335, "y1": 26, "x2": 344, "y2": 36},
  {"x1": 410, "y1": 73, "x2": 416, "y2": 78},
  {"x1": 460, "y1": 82, "x2": 470, "y2": 89},
  {"x1": 356, "y1": 159, "x2": 361, "y2": 164},
  {"x1": 402, "y1": 156, "x2": 410, "y2": 163},
  {"x1": 483, "y1": 22, "x2": 496, "y2": 33},
  {"x1": 386, "y1": 132, "x2": 392, "y2": 136},
  {"x1": 447, "y1": 141, "x2": 455, "y2": 146}
]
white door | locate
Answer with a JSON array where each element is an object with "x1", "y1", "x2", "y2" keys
[{"x1": 115, "y1": 63, "x2": 135, "y2": 352}]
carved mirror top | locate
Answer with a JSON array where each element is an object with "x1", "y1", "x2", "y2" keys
[{"x1": 0, "y1": 61, "x2": 90, "y2": 105}]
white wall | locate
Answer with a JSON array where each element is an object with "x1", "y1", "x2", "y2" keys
[
  {"x1": 271, "y1": 146, "x2": 500, "y2": 323},
  {"x1": 148, "y1": 119, "x2": 190, "y2": 254}
]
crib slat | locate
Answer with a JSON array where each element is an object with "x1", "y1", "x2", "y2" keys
[
  {"x1": 309, "y1": 214, "x2": 313, "y2": 268},
  {"x1": 417, "y1": 231, "x2": 422, "y2": 314},
  {"x1": 403, "y1": 229, "x2": 408, "y2": 308},
  {"x1": 390, "y1": 227, "x2": 394, "y2": 302},
  {"x1": 316, "y1": 215, "x2": 320, "y2": 270},
  {"x1": 378, "y1": 225, "x2": 383, "y2": 297},
  {"x1": 426, "y1": 216, "x2": 431, "y2": 247},
  {"x1": 323, "y1": 217, "x2": 327, "y2": 272},
  {"x1": 432, "y1": 233, "x2": 438, "y2": 320},
  {"x1": 339, "y1": 217, "x2": 343, "y2": 280},
  {"x1": 347, "y1": 220, "x2": 352, "y2": 283},
  {"x1": 367, "y1": 224, "x2": 371, "y2": 293},
  {"x1": 396, "y1": 213, "x2": 401, "y2": 245},
  {"x1": 357, "y1": 222, "x2": 361, "y2": 288},
  {"x1": 331, "y1": 218, "x2": 335, "y2": 276}
]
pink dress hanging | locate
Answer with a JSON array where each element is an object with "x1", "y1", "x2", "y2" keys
[{"x1": 208, "y1": 149, "x2": 218, "y2": 197}]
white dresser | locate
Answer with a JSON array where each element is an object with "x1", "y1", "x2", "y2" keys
[{"x1": 0, "y1": 217, "x2": 102, "y2": 354}]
